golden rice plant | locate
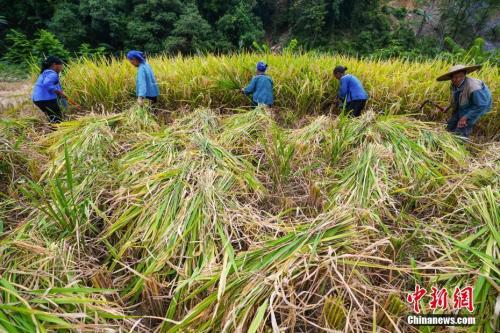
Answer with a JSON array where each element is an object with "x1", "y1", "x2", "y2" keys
[{"x1": 62, "y1": 53, "x2": 499, "y2": 137}]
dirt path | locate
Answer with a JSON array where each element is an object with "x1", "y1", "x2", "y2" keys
[
  {"x1": 0, "y1": 80, "x2": 43, "y2": 119},
  {"x1": 0, "y1": 80, "x2": 32, "y2": 108}
]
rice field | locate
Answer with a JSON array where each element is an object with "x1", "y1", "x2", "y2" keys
[
  {"x1": 0, "y1": 53, "x2": 499, "y2": 332},
  {"x1": 63, "y1": 53, "x2": 499, "y2": 138}
]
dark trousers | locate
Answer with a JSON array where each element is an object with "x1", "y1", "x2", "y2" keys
[
  {"x1": 146, "y1": 96, "x2": 158, "y2": 103},
  {"x1": 34, "y1": 99, "x2": 63, "y2": 123},
  {"x1": 446, "y1": 112, "x2": 473, "y2": 137},
  {"x1": 345, "y1": 99, "x2": 367, "y2": 117}
]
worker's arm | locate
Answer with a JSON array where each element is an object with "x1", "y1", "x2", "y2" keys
[
  {"x1": 42, "y1": 71, "x2": 65, "y2": 98},
  {"x1": 442, "y1": 105, "x2": 452, "y2": 113},
  {"x1": 137, "y1": 66, "x2": 148, "y2": 98},
  {"x1": 243, "y1": 77, "x2": 257, "y2": 95},
  {"x1": 338, "y1": 76, "x2": 349, "y2": 101},
  {"x1": 458, "y1": 88, "x2": 491, "y2": 127}
]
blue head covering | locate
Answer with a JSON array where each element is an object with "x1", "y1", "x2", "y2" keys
[
  {"x1": 257, "y1": 61, "x2": 268, "y2": 72},
  {"x1": 127, "y1": 50, "x2": 146, "y2": 63}
]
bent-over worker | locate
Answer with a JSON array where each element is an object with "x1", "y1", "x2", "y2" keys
[
  {"x1": 436, "y1": 64, "x2": 492, "y2": 137},
  {"x1": 242, "y1": 61, "x2": 274, "y2": 107},
  {"x1": 334, "y1": 66, "x2": 369, "y2": 117},
  {"x1": 32, "y1": 56, "x2": 66, "y2": 123}
]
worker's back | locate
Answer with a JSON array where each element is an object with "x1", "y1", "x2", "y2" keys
[
  {"x1": 245, "y1": 74, "x2": 274, "y2": 106},
  {"x1": 340, "y1": 74, "x2": 368, "y2": 102}
]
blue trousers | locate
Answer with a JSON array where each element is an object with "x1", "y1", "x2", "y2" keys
[{"x1": 447, "y1": 112, "x2": 473, "y2": 137}]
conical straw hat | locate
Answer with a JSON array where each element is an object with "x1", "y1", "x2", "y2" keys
[{"x1": 436, "y1": 64, "x2": 482, "y2": 81}]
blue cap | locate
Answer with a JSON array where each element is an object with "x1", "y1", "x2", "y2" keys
[{"x1": 257, "y1": 61, "x2": 268, "y2": 72}]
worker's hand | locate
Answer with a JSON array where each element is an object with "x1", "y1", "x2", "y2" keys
[
  {"x1": 56, "y1": 90, "x2": 66, "y2": 99},
  {"x1": 457, "y1": 116, "x2": 468, "y2": 128},
  {"x1": 137, "y1": 97, "x2": 144, "y2": 106},
  {"x1": 240, "y1": 88, "x2": 245, "y2": 94}
]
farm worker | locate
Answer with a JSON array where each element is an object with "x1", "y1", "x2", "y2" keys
[
  {"x1": 126, "y1": 50, "x2": 159, "y2": 105},
  {"x1": 333, "y1": 66, "x2": 369, "y2": 117},
  {"x1": 32, "y1": 56, "x2": 67, "y2": 123},
  {"x1": 436, "y1": 64, "x2": 492, "y2": 137},
  {"x1": 242, "y1": 61, "x2": 274, "y2": 107}
]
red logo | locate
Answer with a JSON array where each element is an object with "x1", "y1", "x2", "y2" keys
[
  {"x1": 407, "y1": 285, "x2": 474, "y2": 313},
  {"x1": 429, "y1": 287, "x2": 448, "y2": 312},
  {"x1": 453, "y1": 286, "x2": 474, "y2": 313},
  {"x1": 407, "y1": 284, "x2": 427, "y2": 313}
]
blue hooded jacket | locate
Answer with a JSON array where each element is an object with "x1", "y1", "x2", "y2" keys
[
  {"x1": 32, "y1": 69, "x2": 62, "y2": 101},
  {"x1": 244, "y1": 74, "x2": 274, "y2": 106},
  {"x1": 338, "y1": 74, "x2": 368, "y2": 103},
  {"x1": 136, "y1": 63, "x2": 159, "y2": 98}
]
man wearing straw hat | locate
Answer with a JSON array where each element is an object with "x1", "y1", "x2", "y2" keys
[{"x1": 437, "y1": 64, "x2": 492, "y2": 137}]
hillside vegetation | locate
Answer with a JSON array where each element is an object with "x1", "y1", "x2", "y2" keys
[{"x1": 1, "y1": 0, "x2": 499, "y2": 61}]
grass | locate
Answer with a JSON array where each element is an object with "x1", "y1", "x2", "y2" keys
[{"x1": 1, "y1": 52, "x2": 499, "y2": 332}]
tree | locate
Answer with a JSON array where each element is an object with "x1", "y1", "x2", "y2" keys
[
  {"x1": 438, "y1": 0, "x2": 499, "y2": 45},
  {"x1": 2, "y1": 29, "x2": 70, "y2": 64},
  {"x1": 126, "y1": 0, "x2": 183, "y2": 53},
  {"x1": 78, "y1": 0, "x2": 131, "y2": 51},
  {"x1": 48, "y1": 3, "x2": 87, "y2": 50},
  {"x1": 291, "y1": 0, "x2": 327, "y2": 46},
  {"x1": 195, "y1": 0, "x2": 239, "y2": 24},
  {"x1": 32, "y1": 29, "x2": 70, "y2": 60},
  {"x1": 2, "y1": 30, "x2": 32, "y2": 64},
  {"x1": 216, "y1": 1, "x2": 265, "y2": 49},
  {"x1": 164, "y1": 3, "x2": 215, "y2": 54}
]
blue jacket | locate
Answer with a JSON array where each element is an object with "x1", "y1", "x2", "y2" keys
[
  {"x1": 244, "y1": 74, "x2": 274, "y2": 106},
  {"x1": 451, "y1": 77, "x2": 492, "y2": 125},
  {"x1": 136, "y1": 63, "x2": 159, "y2": 98},
  {"x1": 32, "y1": 69, "x2": 62, "y2": 101},
  {"x1": 338, "y1": 74, "x2": 368, "y2": 103}
]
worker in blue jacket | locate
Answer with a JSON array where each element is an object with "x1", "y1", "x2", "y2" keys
[
  {"x1": 32, "y1": 56, "x2": 66, "y2": 123},
  {"x1": 334, "y1": 66, "x2": 369, "y2": 117},
  {"x1": 242, "y1": 61, "x2": 274, "y2": 107},
  {"x1": 436, "y1": 64, "x2": 492, "y2": 138},
  {"x1": 127, "y1": 50, "x2": 159, "y2": 105}
]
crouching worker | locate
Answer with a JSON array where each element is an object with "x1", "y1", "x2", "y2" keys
[
  {"x1": 32, "y1": 56, "x2": 66, "y2": 123},
  {"x1": 437, "y1": 64, "x2": 492, "y2": 138},
  {"x1": 242, "y1": 61, "x2": 274, "y2": 107},
  {"x1": 334, "y1": 66, "x2": 369, "y2": 117},
  {"x1": 127, "y1": 50, "x2": 159, "y2": 106}
]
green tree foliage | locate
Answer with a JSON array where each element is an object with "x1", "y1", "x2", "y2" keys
[
  {"x1": 2, "y1": 30, "x2": 32, "y2": 64},
  {"x1": 164, "y1": 3, "x2": 215, "y2": 54},
  {"x1": 78, "y1": 0, "x2": 129, "y2": 51},
  {"x1": 126, "y1": 0, "x2": 183, "y2": 53},
  {"x1": 2, "y1": 29, "x2": 69, "y2": 64},
  {"x1": 0, "y1": 0, "x2": 498, "y2": 61},
  {"x1": 444, "y1": 36, "x2": 499, "y2": 64},
  {"x1": 216, "y1": 1, "x2": 265, "y2": 49},
  {"x1": 32, "y1": 29, "x2": 70, "y2": 61},
  {"x1": 290, "y1": 0, "x2": 328, "y2": 47},
  {"x1": 77, "y1": 43, "x2": 107, "y2": 58},
  {"x1": 438, "y1": 0, "x2": 499, "y2": 44},
  {"x1": 48, "y1": 3, "x2": 86, "y2": 50}
]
